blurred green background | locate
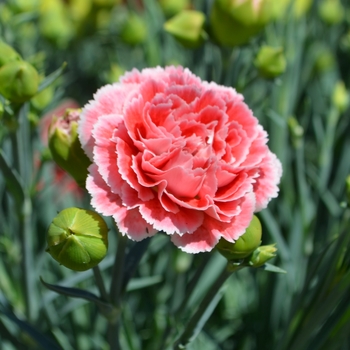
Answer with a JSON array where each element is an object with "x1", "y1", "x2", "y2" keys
[{"x1": 1, "y1": 0, "x2": 350, "y2": 349}]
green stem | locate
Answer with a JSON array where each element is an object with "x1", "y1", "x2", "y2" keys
[
  {"x1": 93, "y1": 266, "x2": 109, "y2": 302},
  {"x1": 173, "y1": 264, "x2": 241, "y2": 349},
  {"x1": 107, "y1": 231, "x2": 128, "y2": 350},
  {"x1": 159, "y1": 254, "x2": 212, "y2": 349},
  {"x1": 16, "y1": 103, "x2": 35, "y2": 321}
]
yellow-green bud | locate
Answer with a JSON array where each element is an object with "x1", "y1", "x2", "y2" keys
[
  {"x1": 31, "y1": 84, "x2": 54, "y2": 110},
  {"x1": 319, "y1": 0, "x2": 344, "y2": 25},
  {"x1": 120, "y1": 13, "x2": 147, "y2": 46},
  {"x1": 248, "y1": 244, "x2": 277, "y2": 267},
  {"x1": 332, "y1": 81, "x2": 349, "y2": 113},
  {"x1": 0, "y1": 61, "x2": 39, "y2": 103},
  {"x1": 46, "y1": 207, "x2": 108, "y2": 271},
  {"x1": 164, "y1": 10, "x2": 207, "y2": 49},
  {"x1": 293, "y1": 0, "x2": 312, "y2": 19},
  {"x1": 0, "y1": 41, "x2": 22, "y2": 68},
  {"x1": 0, "y1": 101, "x2": 4, "y2": 118},
  {"x1": 159, "y1": 0, "x2": 190, "y2": 17},
  {"x1": 210, "y1": 0, "x2": 273, "y2": 47},
  {"x1": 314, "y1": 48, "x2": 335, "y2": 73},
  {"x1": 216, "y1": 215, "x2": 262, "y2": 260},
  {"x1": 254, "y1": 46, "x2": 287, "y2": 79},
  {"x1": 48, "y1": 108, "x2": 91, "y2": 187}
]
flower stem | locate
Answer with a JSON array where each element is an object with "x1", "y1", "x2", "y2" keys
[
  {"x1": 93, "y1": 266, "x2": 109, "y2": 302},
  {"x1": 15, "y1": 103, "x2": 36, "y2": 321},
  {"x1": 107, "y1": 231, "x2": 128, "y2": 349},
  {"x1": 173, "y1": 264, "x2": 242, "y2": 349}
]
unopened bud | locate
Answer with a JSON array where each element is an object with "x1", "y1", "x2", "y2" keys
[
  {"x1": 0, "y1": 101, "x2": 3, "y2": 118},
  {"x1": 332, "y1": 81, "x2": 349, "y2": 113},
  {"x1": 0, "y1": 41, "x2": 22, "y2": 68},
  {"x1": 120, "y1": 13, "x2": 147, "y2": 46},
  {"x1": 254, "y1": 46, "x2": 286, "y2": 79},
  {"x1": 248, "y1": 244, "x2": 277, "y2": 267},
  {"x1": 46, "y1": 207, "x2": 108, "y2": 271},
  {"x1": 0, "y1": 61, "x2": 39, "y2": 103},
  {"x1": 210, "y1": 0, "x2": 273, "y2": 47},
  {"x1": 159, "y1": 0, "x2": 190, "y2": 17},
  {"x1": 48, "y1": 108, "x2": 91, "y2": 187},
  {"x1": 164, "y1": 10, "x2": 207, "y2": 48},
  {"x1": 319, "y1": 0, "x2": 344, "y2": 25},
  {"x1": 216, "y1": 215, "x2": 262, "y2": 260}
]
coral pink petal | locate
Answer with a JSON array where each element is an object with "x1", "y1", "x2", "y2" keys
[
  {"x1": 171, "y1": 221, "x2": 221, "y2": 253},
  {"x1": 79, "y1": 83, "x2": 137, "y2": 158},
  {"x1": 113, "y1": 208, "x2": 157, "y2": 241},
  {"x1": 254, "y1": 152, "x2": 282, "y2": 212},
  {"x1": 139, "y1": 199, "x2": 204, "y2": 235},
  {"x1": 86, "y1": 164, "x2": 124, "y2": 216},
  {"x1": 92, "y1": 114, "x2": 124, "y2": 195},
  {"x1": 212, "y1": 192, "x2": 256, "y2": 243}
]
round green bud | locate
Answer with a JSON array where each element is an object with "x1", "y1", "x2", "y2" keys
[
  {"x1": 0, "y1": 41, "x2": 22, "y2": 68},
  {"x1": 48, "y1": 108, "x2": 91, "y2": 187},
  {"x1": 164, "y1": 10, "x2": 207, "y2": 49},
  {"x1": 159, "y1": 0, "x2": 190, "y2": 17},
  {"x1": 332, "y1": 81, "x2": 349, "y2": 114},
  {"x1": 254, "y1": 46, "x2": 287, "y2": 79},
  {"x1": 319, "y1": 0, "x2": 344, "y2": 25},
  {"x1": 0, "y1": 61, "x2": 39, "y2": 103},
  {"x1": 31, "y1": 84, "x2": 54, "y2": 110},
  {"x1": 210, "y1": 0, "x2": 273, "y2": 47},
  {"x1": 216, "y1": 215, "x2": 262, "y2": 260},
  {"x1": 47, "y1": 207, "x2": 108, "y2": 271},
  {"x1": 120, "y1": 13, "x2": 147, "y2": 46},
  {"x1": 248, "y1": 244, "x2": 277, "y2": 267}
]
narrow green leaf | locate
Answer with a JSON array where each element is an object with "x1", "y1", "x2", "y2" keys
[
  {"x1": 122, "y1": 238, "x2": 151, "y2": 292},
  {"x1": 0, "y1": 303, "x2": 61, "y2": 350},
  {"x1": 126, "y1": 276, "x2": 163, "y2": 291},
  {"x1": 262, "y1": 263, "x2": 287, "y2": 274},
  {"x1": 37, "y1": 62, "x2": 67, "y2": 93},
  {"x1": 40, "y1": 277, "x2": 112, "y2": 312},
  {"x1": 0, "y1": 149, "x2": 25, "y2": 205}
]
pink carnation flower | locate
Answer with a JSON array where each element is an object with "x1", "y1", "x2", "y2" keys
[{"x1": 79, "y1": 66, "x2": 282, "y2": 253}]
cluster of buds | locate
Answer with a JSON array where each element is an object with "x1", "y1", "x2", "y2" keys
[
  {"x1": 0, "y1": 41, "x2": 39, "y2": 103},
  {"x1": 216, "y1": 215, "x2": 277, "y2": 268}
]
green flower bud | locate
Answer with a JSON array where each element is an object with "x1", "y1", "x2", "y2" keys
[
  {"x1": 210, "y1": 0, "x2": 273, "y2": 47},
  {"x1": 0, "y1": 41, "x2": 22, "y2": 68},
  {"x1": 159, "y1": 0, "x2": 190, "y2": 17},
  {"x1": 46, "y1": 207, "x2": 108, "y2": 271},
  {"x1": 248, "y1": 244, "x2": 277, "y2": 268},
  {"x1": 0, "y1": 101, "x2": 4, "y2": 118},
  {"x1": 48, "y1": 108, "x2": 91, "y2": 187},
  {"x1": 0, "y1": 61, "x2": 39, "y2": 103},
  {"x1": 254, "y1": 46, "x2": 287, "y2": 79},
  {"x1": 293, "y1": 0, "x2": 312, "y2": 18},
  {"x1": 120, "y1": 13, "x2": 147, "y2": 46},
  {"x1": 31, "y1": 85, "x2": 54, "y2": 110},
  {"x1": 332, "y1": 81, "x2": 349, "y2": 113},
  {"x1": 314, "y1": 48, "x2": 335, "y2": 73},
  {"x1": 319, "y1": 0, "x2": 344, "y2": 25},
  {"x1": 216, "y1": 215, "x2": 262, "y2": 260},
  {"x1": 164, "y1": 10, "x2": 207, "y2": 48},
  {"x1": 288, "y1": 117, "x2": 304, "y2": 149}
]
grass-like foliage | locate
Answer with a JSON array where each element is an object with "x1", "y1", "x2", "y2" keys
[{"x1": 0, "y1": 0, "x2": 350, "y2": 349}]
